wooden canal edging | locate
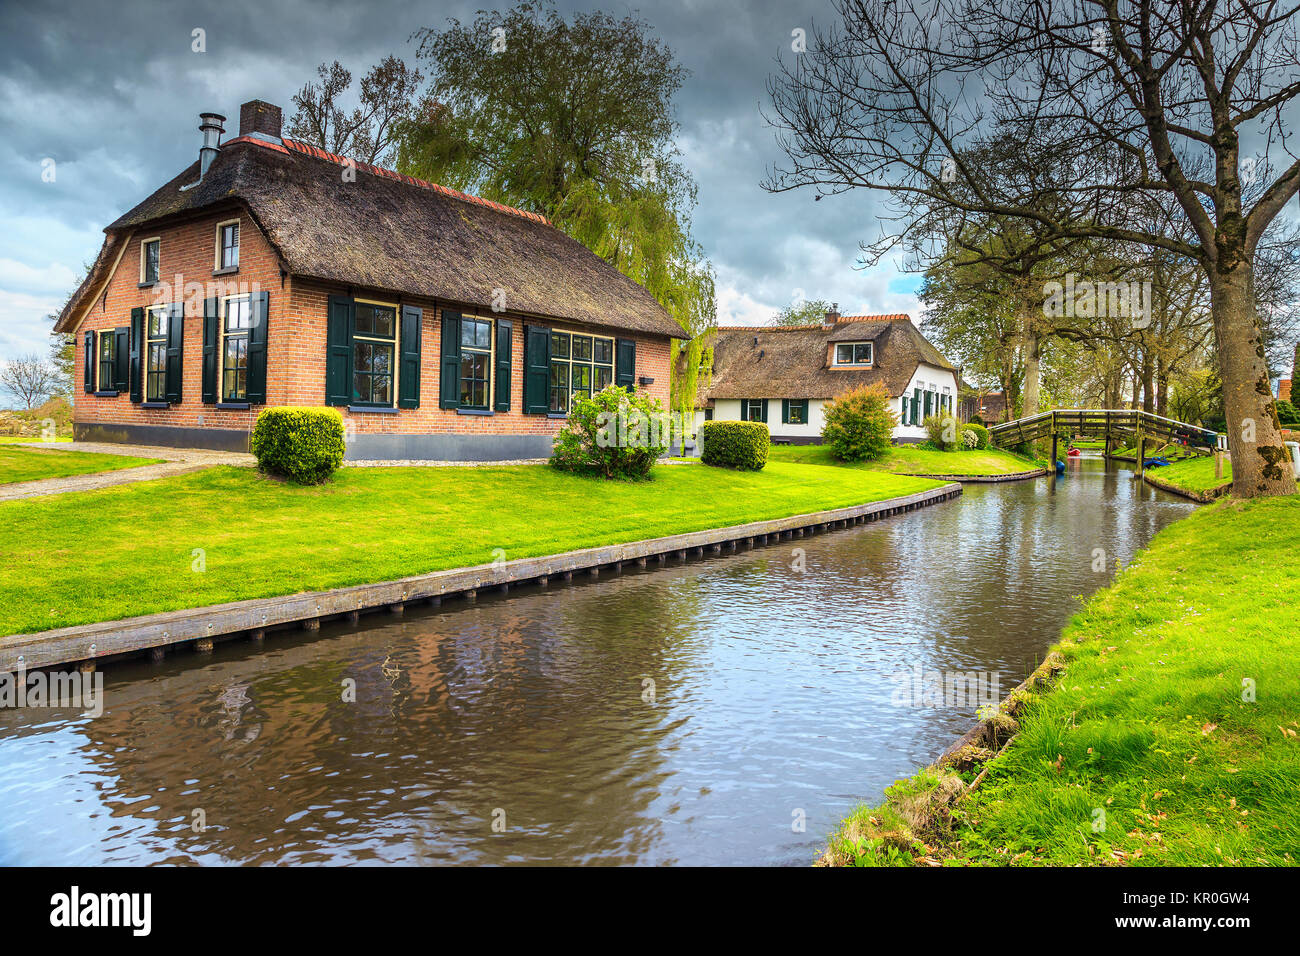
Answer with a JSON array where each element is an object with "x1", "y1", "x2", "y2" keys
[
  {"x1": 901, "y1": 468, "x2": 1047, "y2": 483},
  {"x1": 1, "y1": 482, "x2": 962, "y2": 674}
]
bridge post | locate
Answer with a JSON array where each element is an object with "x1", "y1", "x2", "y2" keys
[
  {"x1": 1051, "y1": 432, "x2": 1058, "y2": 474},
  {"x1": 1136, "y1": 420, "x2": 1145, "y2": 477}
]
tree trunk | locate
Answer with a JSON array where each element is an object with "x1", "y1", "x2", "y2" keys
[
  {"x1": 1021, "y1": 315, "x2": 1041, "y2": 419},
  {"x1": 1211, "y1": 264, "x2": 1296, "y2": 498},
  {"x1": 1156, "y1": 359, "x2": 1169, "y2": 419},
  {"x1": 1139, "y1": 349, "x2": 1155, "y2": 414}
]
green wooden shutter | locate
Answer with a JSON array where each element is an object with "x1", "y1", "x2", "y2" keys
[
  {"x1": 164, "y1": 302, "x2": 184, "y2": 404},
  {"x1": 129, "y1": 307, "x2": 144, "y2": 403},
  {"x1": 398, "y1": 305, "x2": 422, "y2": 409},
  {"x1": 615, "y1": 338, "x2": 636, "y2": 390},
  {"x1": 523, "y1": 324, "x2": 551, "y2": 414},
  {"x1": 113, "y1": 327, "x2": 129, "y2": 391},
  {"x1": 202, "y1": 297, "x2": 219, "y2": 403},
  {"x1": 781, "y1": 399, "x2": 790, "y2": 424},
  {"x1": 494, "y1": 318, "x2": 512, "y2": 412},
  {"x1": 912, "y1": 387, "x2": 921, "y2": 423},
  {"x1": 246, "y1": 291, "x2": 269, "y2": 404},
  {"x1": 83, "y1": 330, "x2": 95, "y2": 393},
  {"x1": 900, "y1": 396, "x2": 909, "y2": 426},
  {"x1": 326, "y1": 295, "x2": 354, "y2": 406},
  {"x1": 440, "y1": 310, "x2": 461, "y2": 409}
]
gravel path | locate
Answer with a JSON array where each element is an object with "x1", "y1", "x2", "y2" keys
[{"x1": 0, "y1": 442, "x2": 254, "y2": 501}]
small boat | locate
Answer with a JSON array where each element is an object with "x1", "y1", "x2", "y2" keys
[{"x1": 1066, "y1": 447, "x2": 1081, "y2": 457}]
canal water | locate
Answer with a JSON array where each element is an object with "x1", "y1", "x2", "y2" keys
[{"x1": 0, "y1": 456, "x2": 1195, "y2": 865}]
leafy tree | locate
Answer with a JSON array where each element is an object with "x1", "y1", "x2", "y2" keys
[
  {"x1": 287, "y1": 56, "x2": 424, "y2": 165},
  {"x1": 398, "y1": 0, "x2": 714, "y2": 367},
  {"x1": 773, "y1": 298, "x2": 833, "y2": 327},
  {"x1": 765, "y1": 0, "x2": 1300, "y2": 496}
]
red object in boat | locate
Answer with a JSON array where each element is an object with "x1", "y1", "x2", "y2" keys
[{"x1": 1067, "y1": 447, "x2": 1081, "y2": 457}]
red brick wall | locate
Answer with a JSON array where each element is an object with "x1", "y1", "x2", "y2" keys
[
  {"x1": 72, "y1": 205, "x2": 281, "y2": 440},
  {"x1": 72, "y1": 211, "x2": 673, "y2": 448}
]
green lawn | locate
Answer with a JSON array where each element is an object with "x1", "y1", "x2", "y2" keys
[
  {"x1": 769, "y1": 443, "x2": 1042, "y2": 476},
  {"x1": 824, "y1": 495, "x2": 1300, "y2": 866},
  {"x1": 1148, "y1": 454, "x2": 1232, "y2": 496},
  {"x1": 0, "y1": 462, "x2": 941, "y2": 635},
  {"x1": 1068, "y1": 440, "x2": 1106, "y2": 450},
  {"x1": 0, "y1": 446, "x2": 163, "y2": 485}
]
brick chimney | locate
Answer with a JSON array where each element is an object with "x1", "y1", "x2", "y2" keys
[
  {"x1": 239, "y1": 100, "x2": 282, "y2": 141},
  {"x1": 824, "y1": 302, "x2": 841, "y2": 324}
]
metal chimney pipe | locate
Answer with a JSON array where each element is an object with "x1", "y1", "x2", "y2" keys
[{"x1": 198, "y1": 112, "x2": 226, "y2": 180}]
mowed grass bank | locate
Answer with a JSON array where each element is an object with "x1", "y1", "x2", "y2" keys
[
  {"x1": 0, "y1": 446, "x2": 163, "y2": 484},
  {"x1": 824, "y1": 495, "x2": 1300, "y2": 866},
  {"x1": 768, "y1": 443, "x2": 1042, "y2": 477},
  {"x1": 0, "y1": 462, "x2": 941, "y2": 635},
  {"x1": 1147, "y1": 454, "x2": 1233, "y2": 497}
]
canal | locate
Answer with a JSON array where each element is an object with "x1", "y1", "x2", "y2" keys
[{"x1": 0, "y1": 456, "x2": 1196, "y2": 865}]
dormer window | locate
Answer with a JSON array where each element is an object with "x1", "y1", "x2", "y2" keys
[
  {"x1": 140, "y1": 238, "x2": 160, "y2": 284},
  {"x1": 835, "y1": 342, "x2": 873, "y2": 366}
]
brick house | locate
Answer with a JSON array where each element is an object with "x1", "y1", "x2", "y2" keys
[
  {"x1": 55, "y1": 100, "x2": 683, "y2": 460},
  {"x1": 693, "y1": 308, "x2": 960, "y2": 444}
]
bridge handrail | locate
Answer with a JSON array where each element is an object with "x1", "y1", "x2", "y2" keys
[{"x1": 987, "y1": 408, "x2": 1221, "y2": 441}]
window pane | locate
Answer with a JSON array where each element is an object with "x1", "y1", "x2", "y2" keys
[
  {"x1": 354, "y1": 341, "x2": 373, "y2": 373},
  {"x1": 572, "y1": 335, "x2": 593, "y2": 362},
  {"x1": 226, "y1": 298, "x2": 250, "y2": 331},
  {"x1": 593, "y1": 338, "x2": 612, "y2": 364},
  {"x1": 855, "y1": 343, "x2": 872, "y2": 363},
  {"x1": 476, "y1": 320, "x2": 492, "y2": 349},
  {"x1": 550, "y1": 362, "x2": 566, "y2": 388},
  {"x1": 149, "y1": 309, "x2": 166, "y2": 338},
  {"x1": 372, "y1": 344, "x2": 391, "y2": 375},
  {"x1": 836, "y1": 344, "x2": 852, "y2": 364},
  {"x1": 594, "y1": 365, "x2": 612, "y2": 391},
  {"x1": 145, "y1": 241, "x2": 159, "y2": 281},
  {"x1": 550, "y1": 332, "x2": 570, "y2": 359},
  {"x1": 550, "y1": 387, "x2": 568, "y2": 414},
  {"x1": 570, "y1": 363, "x2": 591, "y2": 392}
]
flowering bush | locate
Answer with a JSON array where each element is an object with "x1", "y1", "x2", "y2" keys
[{"x1": 550, "y1": 385, "x2": 669, "y2": 479}]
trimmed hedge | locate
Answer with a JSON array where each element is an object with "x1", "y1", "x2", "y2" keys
[
  {"x1": 251, "y1": 406, "x2": 346, "y2": 484},
  {"x1": 700, "y1": 420, "x2": 770, "y2": 470}
]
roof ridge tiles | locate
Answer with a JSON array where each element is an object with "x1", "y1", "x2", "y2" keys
[{"x1": 225, "y1": 134, "x2": 551, "y2": 226}]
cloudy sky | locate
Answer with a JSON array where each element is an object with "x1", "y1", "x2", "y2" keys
[{"x1": 0, "y1": 0, "x2": 923, "y2": 362}]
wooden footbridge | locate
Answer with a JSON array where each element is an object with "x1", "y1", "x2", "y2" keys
[{"x1": 988, "y1": 409, "x2": 1221, "y2": 474}]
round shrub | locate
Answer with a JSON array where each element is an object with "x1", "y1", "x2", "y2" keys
[
  {"x1": 550, "y1": 385, "x2": 669, "y2": 479},
  {"x1": 962, "y1": 428, "x2": 979, "y2": 449},
  {"x1": 963, "y1": 422, "x2": 991, "y2": 449},
  {"x1": 700, "y1": 420, "x2": 770, "y2": 470},
  {"x1": 251, "y1": 406, "x2": 345, "y2": 484},
  {"x1": 822, "y1": 383, "x2": 896, "y2": 461}
]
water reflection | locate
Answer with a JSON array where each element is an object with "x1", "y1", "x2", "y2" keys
[{"x1": 0, "y1": 457, "x2": 1193, "y2": 865}]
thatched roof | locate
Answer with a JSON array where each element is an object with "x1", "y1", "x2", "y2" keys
[
  {"x1": 57, "y1": 136, "x2": 683, "y2": 337},
  {"x1": 702, "y1": 316, "x2": 954, "y2": 402}
]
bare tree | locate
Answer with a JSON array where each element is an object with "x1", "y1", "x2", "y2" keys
[
  {"x1": 286, "y1": 56, "x2": 424, "y2": 165},
  {"x1": 1, "y1": 353, "x2": 57, "y2": 410},
  {"x1": 766, "y1": 0, "x2": 1300, "y2": 497}
]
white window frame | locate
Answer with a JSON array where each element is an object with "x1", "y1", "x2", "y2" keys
[
  {"x1": 834, "y1": 341, "x2": 873, "y2": 366},
  {"x1": 145, "y1": 304, "x2": 169, "y2": 400},
  {"x1": 220, "y1": 293, "x2": 252, "y2": 402},
  {"x1": 214, "y1": 219, "x2": 240, "y2": 271},
  {"x1": 139, "y1": 236, "x2": 161, "y2": 284}
]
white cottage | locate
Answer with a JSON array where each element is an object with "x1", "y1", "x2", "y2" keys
[{"x1": 697, "y1": 309, "x2": 961, "y2": 444}]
